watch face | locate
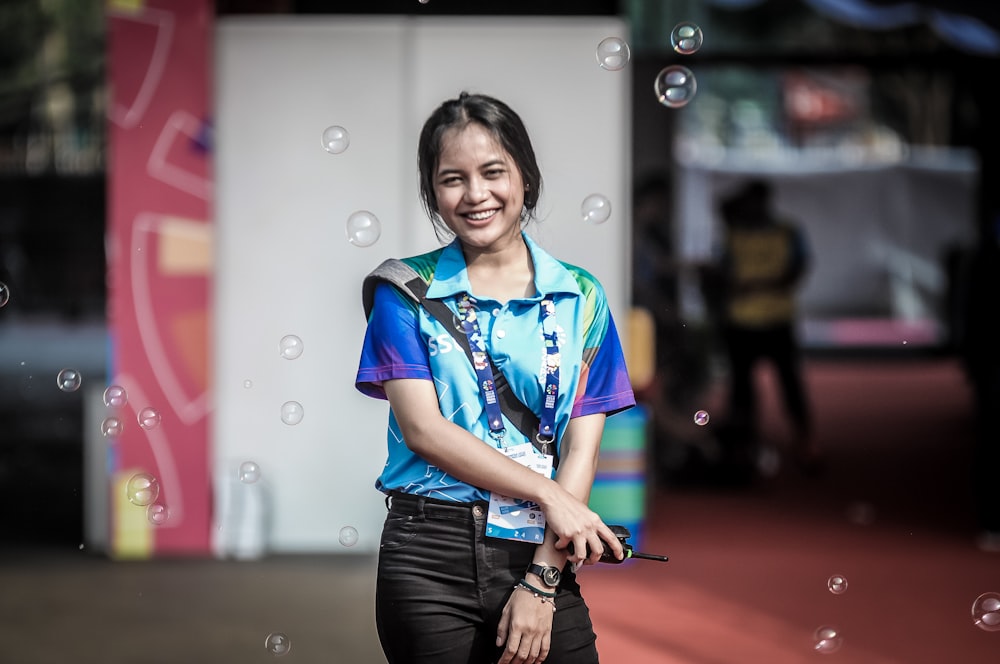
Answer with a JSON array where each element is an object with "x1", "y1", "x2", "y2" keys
[{"x1": 541, "y1": 566, "x2": 561, "y2": 588}]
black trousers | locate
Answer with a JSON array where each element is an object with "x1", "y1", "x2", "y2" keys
[
  {"x1": 376, "y1": 491, "x2": 600, "y2": 664},
  {"x1": 721, "y1": 322, "x2": 812, "y2": 440}
]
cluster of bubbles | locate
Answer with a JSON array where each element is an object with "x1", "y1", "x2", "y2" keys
[
  {"x1": 125, "y1": 472, "x2": 170, "y2": 525},
  {"x1": 806, "y1": 574, "x2": 849, "y2": 654},
  {"x1": 319, "y1": 29, "x2": 707, "y2": 242},
  {"x1": 98, "y1": 383, "x2": 162, "y2": 437},
  {"x1": 265, "y1": 632, "x2": 292, "y2": 657},
  {"x1": 595, "y1": 23, "x2": 702, "y2": 110}
]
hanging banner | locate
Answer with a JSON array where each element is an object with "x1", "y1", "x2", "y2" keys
[{"x1": 106, "y1": 0, "x2": 213, "y2": 557}]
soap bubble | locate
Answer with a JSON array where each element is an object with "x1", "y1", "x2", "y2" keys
[
  {"x1": 264, "y1": 632, "x2": 291, "y2": 656},
  {"x1": 126, "y1": 473, "x2": 160, "y2": 506},
  {"x1": 239, "y1": 461, "x2": 261, "y2": 484},
  {"x1": 972, "y1": 592, "x2": 1000, "y2": 631},
  {"x1": 693, "y1": 409, "x2": 710, "y2": 426},
  {"x1": 243, "y1": 379, "x2": 253, "y2": 389},
  {"x1": 146, "y1": 503, "x2": 170, "y2": 525},
  {"x1": 0, "y1": 282, "x2": 9, "y2": 307},
  {"x1": 671, "y1": 21, "x2": 703, "y2": 55},
  {"x1": 56, "y1": 369, "x2": 82, "y2": 392},
  {"x1": 596, "y1": 37, "x2": 630, "y2": 71},
  {"x1": 281, "y1": 401, "x2": 304, "y2": 425},
  {"x1": 339, "y1": 525, "x2": 359, "y2": 547},
  {"x1": 813, "y1": 625, "x2": 843, "y2": 654},
  {"x1": 581, "y1": 194, "x2": 612, "y2": 224},
  {"x1": 654, "y1": 65, "x2": 697, "y2": 109},
  {"x1": 827, "y1": 574, "x2": 848, "y2": 595},
  {"x1": 137, "y1": 407, "x2": 161, "y2": 430},
  {"x1": 101, "y1": 416, "x2": 124, "y2": 437},
  {"x1": 103, "y1": 384, "x2": 128, "y2": 408},
  {"x1": 279, "y1": 334, "x2": 303, "y2": 360},
  {"x1": 320, "y1": 125, "x2": 350, "y2": 154},
  {"x1": 347, "y1": 210, "x2": 381, "y2": 247}
]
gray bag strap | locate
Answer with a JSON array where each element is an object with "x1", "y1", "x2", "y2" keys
[{"x1": 362, "y1": 259, "x2": 557, "y2": 464}]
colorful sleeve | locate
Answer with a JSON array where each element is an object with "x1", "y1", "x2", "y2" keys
[
  {"x1": 570, "y1": 273, "x2": 636, "y2": 418},
  {"x1": 355, "y1": 281, "x2": 432, "y2": 400}
]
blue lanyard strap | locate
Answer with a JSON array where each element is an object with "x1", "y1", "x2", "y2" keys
[
  {"x1": 456, "y1": 293, "x2": 561, "y2": 448},
  {"x1": 457, "y1": 293, "x2": 507, "y2": 444},
  {"x1": 538, "y1": 298, "x2": 559, "y2": 443}
]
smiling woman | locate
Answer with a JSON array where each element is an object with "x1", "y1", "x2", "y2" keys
[{"x1": 356, "y1": 92, "x2": 636, "y2": 664}]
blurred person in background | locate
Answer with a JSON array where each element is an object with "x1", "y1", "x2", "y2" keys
[{"x1": 704, "y1": 179, "x2": 820, "y2": 479}]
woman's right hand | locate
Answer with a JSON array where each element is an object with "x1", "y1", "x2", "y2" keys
[{"x1": 538, "y1": 484, "x2": 623, "y2": 566}]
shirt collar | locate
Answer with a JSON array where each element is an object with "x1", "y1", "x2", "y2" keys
[{"x1": 425, "y1": 231, "x2": 582, "y2": 301}]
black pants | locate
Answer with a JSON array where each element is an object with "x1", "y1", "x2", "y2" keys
[
  {"x1": 376, "y1": 492, "x2": 600, "y2": 664},
  {"x1": 722, "y1": 322, "x2": 812, "y2": 441}
]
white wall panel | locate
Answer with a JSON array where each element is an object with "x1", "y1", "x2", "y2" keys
[{"x1": 214, "y1": 16, "x2": 631, "y2": 553}]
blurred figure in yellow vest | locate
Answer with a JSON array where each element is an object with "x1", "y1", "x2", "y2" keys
[{"x1": 713, "y1": 179, "x2": 820, "y2": 476}]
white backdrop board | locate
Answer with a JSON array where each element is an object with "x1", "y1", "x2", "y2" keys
[{"x1": 214, "y1": 16, "x2": 631, "y2": 553}]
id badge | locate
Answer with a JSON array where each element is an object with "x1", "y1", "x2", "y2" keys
[{"x1": 486, "y1": 443, "x2": 554, "y2": 543}]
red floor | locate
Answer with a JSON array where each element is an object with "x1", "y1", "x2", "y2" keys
[{"x1": 582, "y1": 357, "x2": 1000, "y2": 663}]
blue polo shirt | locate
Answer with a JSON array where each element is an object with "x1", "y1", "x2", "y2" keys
[{"x1": 356, "y1": 232, "x2": 635, "y2": 503}]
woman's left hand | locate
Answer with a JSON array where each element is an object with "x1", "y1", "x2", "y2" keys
[{"x1": 496, "y1": 587, "x2": 554, "y2": 664}]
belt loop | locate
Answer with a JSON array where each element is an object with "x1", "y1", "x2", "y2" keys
[{"x1": 416, "y1": 495, "x2": 426, "y2": 515}]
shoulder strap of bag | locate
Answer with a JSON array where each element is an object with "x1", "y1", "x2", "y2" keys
[{"x1": 363, "y1": 259, "x2": 557, "y2": 465}]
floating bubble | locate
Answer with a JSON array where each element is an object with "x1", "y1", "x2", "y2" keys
[
  {"x1": 239, "y1": 461, "x2": 261, "y2": 484},
  {"x1": 103, "y1": 384, "x2": 128, "y2": 408},
  {"x1": 126, "y1": 473, "x2": 160, "y2": 506},
  {"x1": 56, "y1": 369, "x2": 82, "y2": 392},
  {"x1": 671, "y1": 21, "x2": 704, "y2": 55},
  {"x1": 972, "y1": 592, "x2": 1000, "y2": 631},
  {"x1": 581, "y1": 194, "x2": 612, "y2": 224},
  {"x1": 243, "y1": 379, "x2": 253, "y2": 389},
  {"x1": 813, "y1": 625, "x2": 843, "y2": 654},
  {"x1": 137, "y1": 407, "x2": 161, "y2": 430},
  {"x1": 596, "y1": 37, "x2": 630, "y2": 71},
  {"x1": 146, "y1": 503, "x2": 170, "y2": 525},
  {"x1": 279, "y1": 334, "x2": 303, "y2": 360},
  {"x1": 0, "y1": 282, "x2": 9, "y2": 307},
  {"x1": 693, "y1": 409, "x2": 710, "y2": 426},
  {"x1": 264, "y1": 632, "x2": 292, "y2": 656},
  {"x1": 419, "y1": 0, "x2": 430, "y2": 4},
  {"x1": 339, "y1": 525, "x2": 359, "y2": 547},
  {"x1": 101, "y1": 416, "x2": 124, "y2": 437},
  {"x1": 654, "y1": 65, "x2": 697, "y2": 109},
  {"x1": 827, "y1": 574, "x2": 848, "y2": 595},
  {"x1": 320, "y1": 125, "x2": 350, "y2": 154},
  {"x1": 281, "y1": 401, "x2": 304, "y2": 425},
  {"x1": 346, "y1": 210, "x2": 381, "y2": 247}
]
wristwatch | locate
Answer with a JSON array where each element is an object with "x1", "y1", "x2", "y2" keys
[{"x1": 526, "y1": 563, "x2": 561, "y2": 589}]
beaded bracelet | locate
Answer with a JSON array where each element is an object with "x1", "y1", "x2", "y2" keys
[
  {"x1": 516, "y1": 579, "x2": 556, "y2": 598},
  {"x1": 514, "y1": 580, "x2": 557, "y2": 612}
]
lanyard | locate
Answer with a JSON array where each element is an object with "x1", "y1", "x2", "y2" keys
[{"x1": 456, "y1": 293, "x2": 561, "y2": 448}]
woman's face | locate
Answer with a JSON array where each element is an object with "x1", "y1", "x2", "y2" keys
[{"x1": 433, "y1": 123, "x2": 525, "y2": 252}]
